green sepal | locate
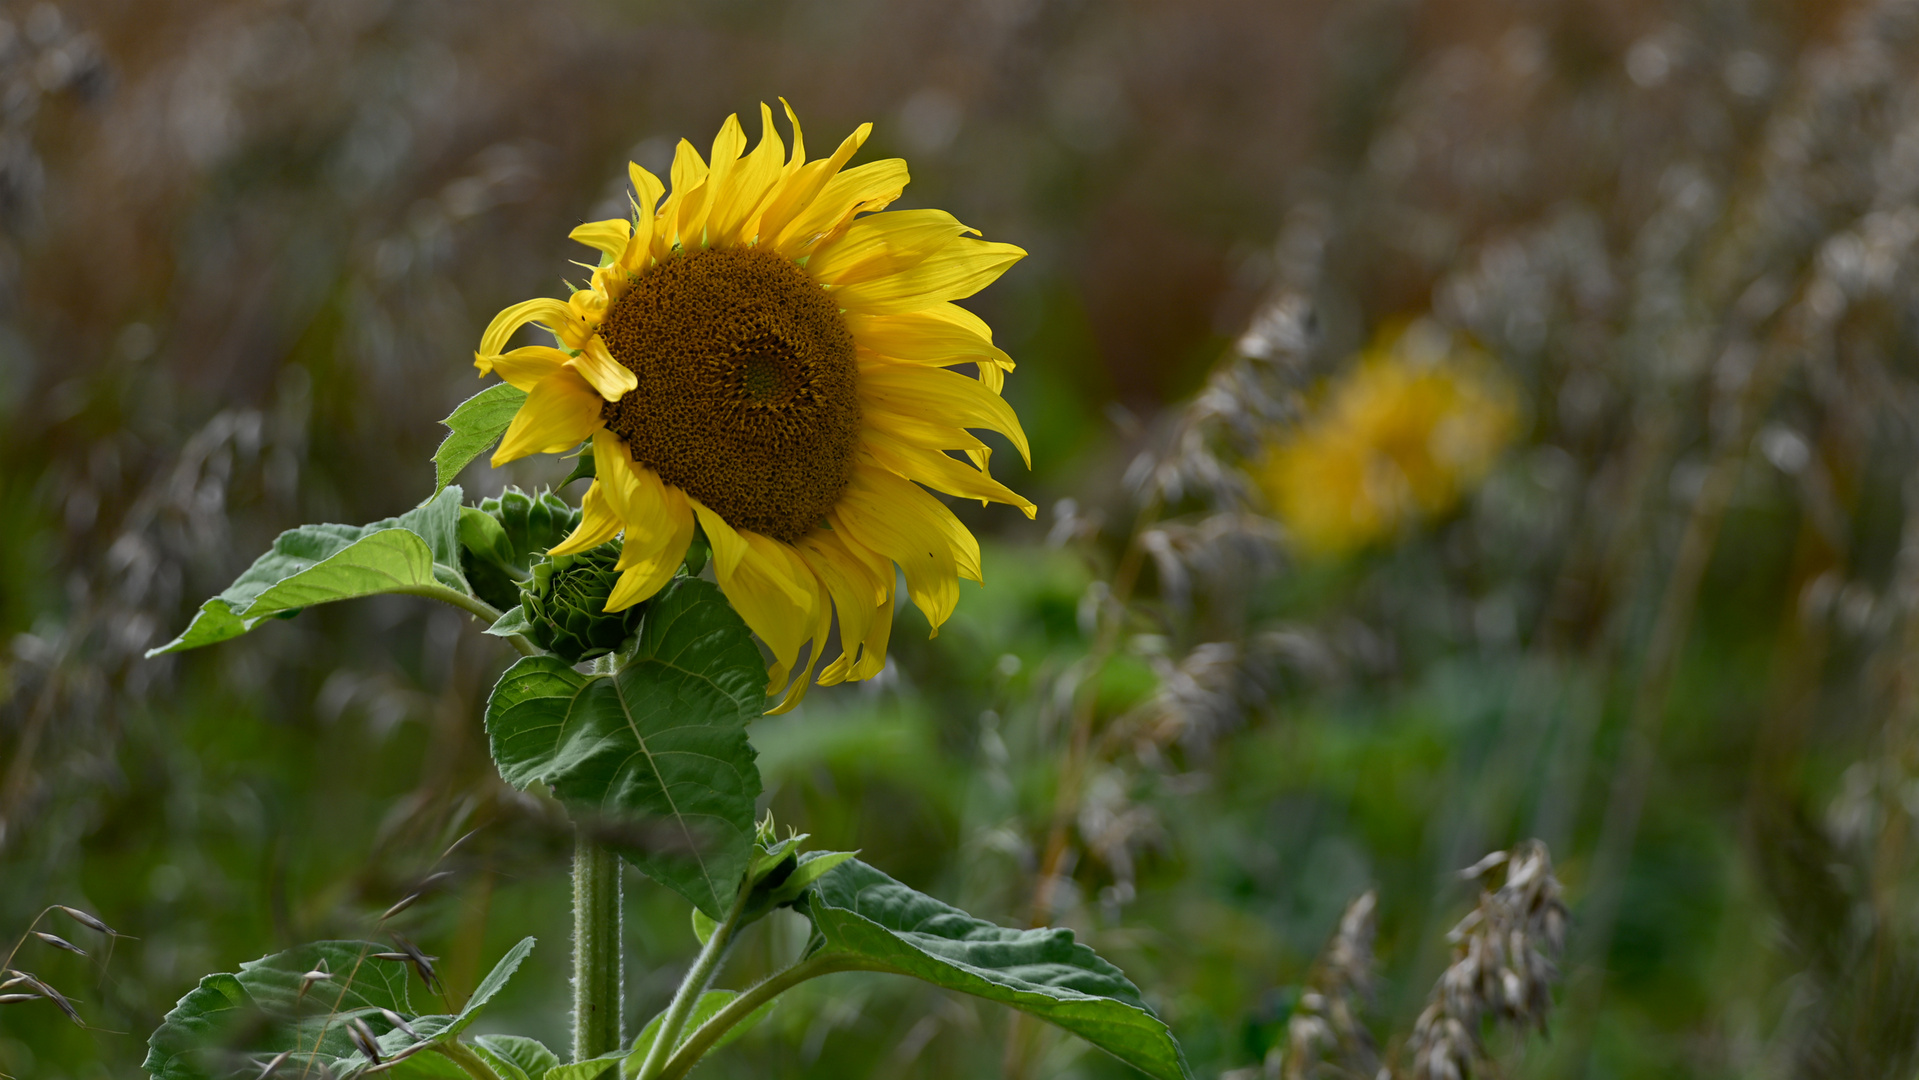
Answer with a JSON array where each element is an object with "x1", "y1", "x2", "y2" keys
[
  {"x1": 461, "y1": 505, "x2": 515, "y2": 570},
  {"x1": 433, "y1": 382, "x2": 526, "y2": 496},
  {"x1": 485, "y1": 576, "x2": 766, "y2": 917},
  {"x1": 560, "y1": 442, "x2": 597, "y2": 489},
  {"x1": 796, "y1": 860, "x2": 1192, "y2": 1080},
  {"x1": 148, "y1": 488, "x2": 469, "y2": 656}
]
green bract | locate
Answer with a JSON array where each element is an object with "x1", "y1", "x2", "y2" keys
[
  {"x1": 461, "y1": 486, "x2": 583, "y2": 612},
  {"x1": 518, "y1": 540, "x2": 639, "y2": 664}
]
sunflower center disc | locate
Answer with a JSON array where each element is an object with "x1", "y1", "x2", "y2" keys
[{"x1": 598, "y1": 246, "x2": 860, "y2": 544}]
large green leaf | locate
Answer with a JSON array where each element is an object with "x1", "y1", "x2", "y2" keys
[
  {"x1": 144, "y1": 940, "x2": 450, "y2": 1079},
  {"x1": 798, "y1": 861, "x2": 1192, "y2": 1080},
  {"x1": 486, "y1": 577, "x2": 766, "y2": 917},
  {"x1": 148, "y1": 488, "x2": 470, "y2": 656},
  {"x1": 433, "y1": 382, "x2": 526, "y2": 496},
  {"x1": 144, "y1": 938, "x2": 536, "y2": 1080}
]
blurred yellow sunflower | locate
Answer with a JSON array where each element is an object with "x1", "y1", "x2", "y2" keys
[
  {"x1": 1258, "y1": 323, "x2": 1518, "y2": 556},
  {"x1": 475, "y1": 103, "x2": 1032, "y2": 711}
]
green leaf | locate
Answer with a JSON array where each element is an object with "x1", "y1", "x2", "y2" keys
[
  {"x1": 798, "y1": 861, "x2": 1192, "y2": 1080},
  {"x1": 143, "y1": 938, "x2": 537, "y2": 1079},
  {"x1": 434, "y1": 383, "x2": 527, "y2": 496},
  {"x1": 486, "y1": 576, "x2": 766, "y2": 917},
  {"x1": 473, "y1": 1035, "x2": 558, "y2": 1080},
  {"x1": 471, "y1": 1046, "x2": 531, "y2": 1080},
  {"x1": 620, "y1": 990, "x2": 771, "y2": 1076},
  {"x1": 691, "y1": 906, "x2": 718, "y2": 946},
  {"x1": 542, "y1": 1052, "x2": 623, "y2": 1080},
  {"x1": 144, "y1": 940, "x2": 451, "y2": 1079},
  {"x1": 486, "y1": 604, "x2": 535, "y2": 638},
  {"x1": 149, "y1": 488, "x2": 470, "y2": 656},
  {"x1": 445, "y1": 936, "x2": 535, "y2": 1037}
]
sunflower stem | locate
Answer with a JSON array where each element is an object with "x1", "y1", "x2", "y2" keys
[
  {"x1": 571, "y1": 830, "x2": 624, "y2": 1061},
  {"x1": 634, "y1": 881, "x2": 753, "y2": 1080}
]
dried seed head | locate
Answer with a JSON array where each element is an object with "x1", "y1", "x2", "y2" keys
[
  {"x1": 4, "y1": 971, "x2": 79, "y2": 1025},
  {"x1": 347, "y1": 1016, "x2": 384, "y2": 1064},
  {"x1": 32, "y1": 931, "x2": 86, "y2": 956},
  {"x1": 383, "y1": 933, "x2": 441, "y2": 993},
  {"x1": 0, "y1": 993, "x2": 40, "y2": 1004},
  {"x1": 53, "y1": 906, "x2": 115, "y2": 936},
  {"x1": 379, "y1": 1007, "x2": 419, "y2": 1038},
  {"x1": 255, "y1": 1049, "x2": 293, "y2": 1078}
]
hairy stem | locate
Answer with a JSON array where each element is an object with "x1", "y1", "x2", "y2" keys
[
  {"x1": 400, "y1": 583, "x2": 537, "y2": 656},
  {"x1": 657, "y1": 953, "x2": 883, "y2": 1080},
  {"x1": 572, "y1": 832, "x2": 624, "y2": 1061},
  {"x1": 633, "y1": 883, "x2": 754, "y2": 1080}
]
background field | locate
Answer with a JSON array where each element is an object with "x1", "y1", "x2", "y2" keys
[{"x1": 5, "y1": 0, "x2": 1919, "y2": 1077}]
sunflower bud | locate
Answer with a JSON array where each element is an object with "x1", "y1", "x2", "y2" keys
[
  {"x1": 460, "y1": 487, "x2": 582, "y2": 612},
  {"x1": 519, "y1": 540, "x2": 638, "y2": 663}
]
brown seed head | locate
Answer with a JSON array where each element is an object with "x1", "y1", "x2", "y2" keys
[{"x1": 597, "y1": 245, "x2": 860, "y2": 543}]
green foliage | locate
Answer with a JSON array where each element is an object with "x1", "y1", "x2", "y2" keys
[
  {"x1": 143, "y1": 938, "x2": 533, "y2": 1079},
  {"x1": 433, "y1": 383, "x2": 527, "y2": 496},
  {"x1": 516, "y1": 541, "x2": 641, "y2": 664},
  {"x1": 147, "y1": 488, "x2": 470, "y2": 656},
  {"x1": 472, "y1": 1035, "x2": 560, "y2": 1080},
  {"x1": 797, "y1": 859, "x2": 1192, "y2": 1080},
  {"x1": 485, "y1": 576, "x2": 766, "y2": 918}
]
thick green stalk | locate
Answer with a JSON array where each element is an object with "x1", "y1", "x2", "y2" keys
[
  {"x1": 572, "y1": 832, "x2": 624, "y2": 1061},
  {"x1": 633, "y1": 884, "x2": 753, "y2": 1080}
]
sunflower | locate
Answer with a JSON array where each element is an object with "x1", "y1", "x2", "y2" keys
[
  {"x1": 1257, "y1": 322, "x2": 1517, "y2": 556},
  {"x1": 474, "y1": 103, "x2": 1033, "y2": 711}
]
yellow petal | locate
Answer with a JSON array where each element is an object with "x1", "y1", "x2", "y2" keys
[
  {"x1": 492, "y1": 371, "x2": 601, "y2": 466},
  {"x1": 625, "y1": 162, "x2": 667, "y2": 273},
  {"x1": 485, "y1": 345, "x2": 568, "y2": 391},
  {"x1": 831, "y1": 238, "x2": 1024, "y2": 314},
  {"x1": 861, "y1": 430, "x2": 1036, "y2": 518},
  {"x1": 606, "y1": 487, "x2": 695, "y2": 611},
  {"x1": 664, "y1": 138, "x2": 712, "y2": 248},
  {"x1": 567, "y1": 336, "x2": 638, "y2": 401},
  {"x1": 713, "y1": 528, "x2": 820, "y2": 673},
  {"x1": 848, "y1": 580, "x2": 895, "y2": 680},
  {"x1": 550, "y1": 481, "x2": 621, "y2": 556},
  {"x1": 809, "y1": 209, "x2": 978, "y2": 289},
  {"x1": 761, "y1": 122, "x2": 872, "y2": 251},
  {"x1": 480, "y1": 297, "x2": 575, "y2": 357},
  {"x1": 830, "y1": 466, "x2": 967, "y2": 633},
  {"x1": 710, "y1": 103, "x2": 785, "y2": 246},
  {"x1": 773, "y1": 157, "x2": 907, "y2": 255},
  {"x1": 858, "y1": 362, "x2": 1031, "y2": 466},
  {"x1": 796, "y1": 529, "x2": 885, "y2": 685},
  {"x1": 847, "y1": 306, "x2": 1012, "y2": 371},
  {"x1": 863, "y1": 406, "x2": 992, "y2": 455},
  {"x1": 779, "y1": 98, "x2": 806, "y2": 174},
  {"x1": 570, "y1": 218, "x2": 632, "y2": 260},
  {"x1": 590, "y1": 429, "x2": 684, "y2": 552},
  {"x1": 767, "y1": 569, "x2": 834, "y2": 714},
  {"x1": 688, "y1": 499, "x2": 746, "y2": 581}
]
